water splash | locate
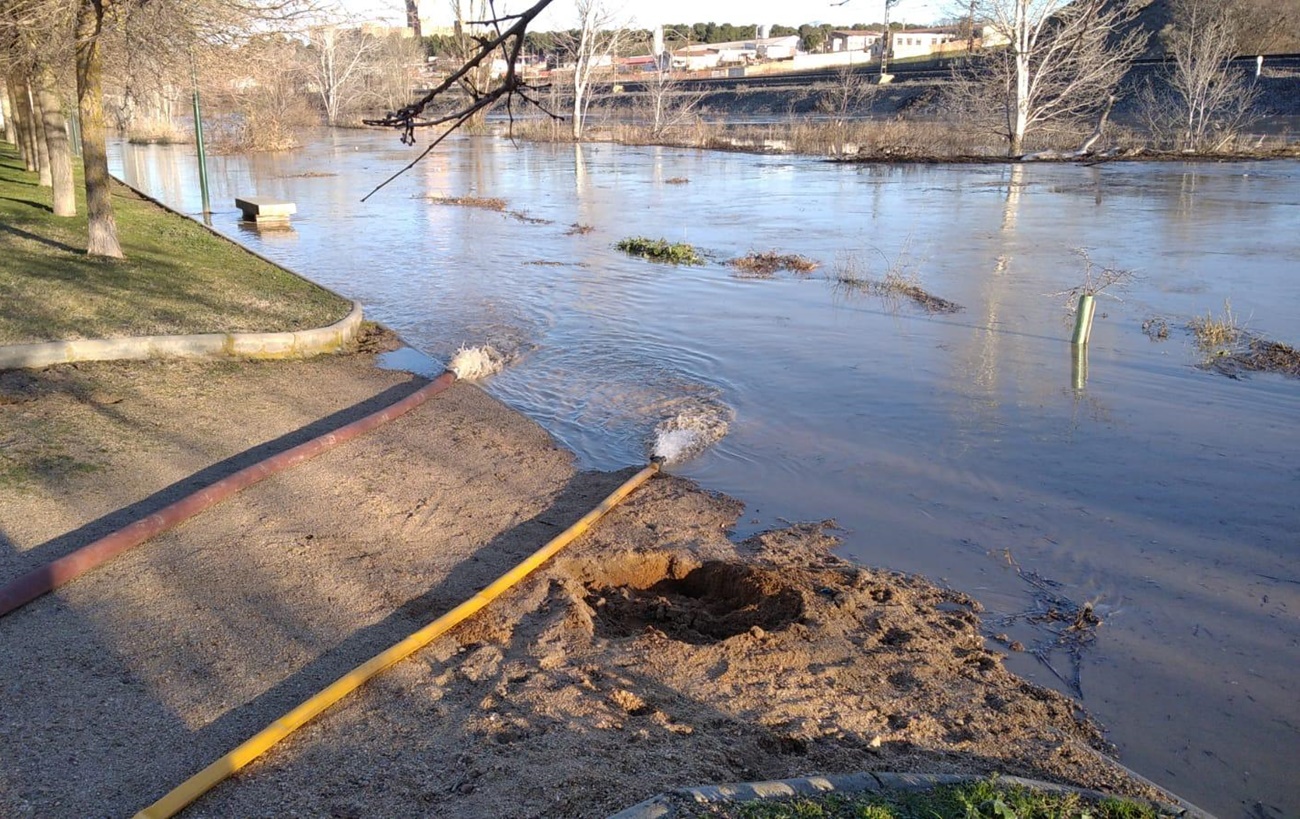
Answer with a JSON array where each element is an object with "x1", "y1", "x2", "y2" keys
[
  {"x1": 651, "y1": 402, "x2": 732, "y2": 464},
  {"x1": 449, "y1": 345, "x2": 506, "y2": 380}
]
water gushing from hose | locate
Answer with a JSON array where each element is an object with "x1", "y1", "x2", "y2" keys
[
  {"x1": 651, "y1": 402, "x2": 731, "y2": 464},
  {"x1": 449, "y1": 345, "x2": 506, "y2": 380}
]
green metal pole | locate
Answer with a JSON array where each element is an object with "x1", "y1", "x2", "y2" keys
[
  {"x1": 191, "y1": 74, "x2": 211, "y2": 215},
  {"x1": 1071, "y1": 294, "x2": 1096, "y2": 345},
  {"x1": 1071, "y1": 341, "x2": 1088, "y2": 390}
]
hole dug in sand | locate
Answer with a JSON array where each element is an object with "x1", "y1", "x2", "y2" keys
[{"x1": 585, "y1": 559, "x2": 804, "y2": 644}]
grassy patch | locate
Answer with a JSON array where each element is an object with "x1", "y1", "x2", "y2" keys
[
  {"x1": 683, "y1": 778, "x2": 1165, "y2": 819},
  {"x1": 727, "y1": 252, "x2": 820, "y2": 278},
  {"x1": 616, "y1": 236, "x2": 704, "y2": 266},
  {"x1": 0, "y1": 453, "x2": 101, "y2": 492},
  {"x1": 425, "y1": 195, "x2": 507, "y2": 211},
  {"x1": 0, "y1": 143, "x2": 349, "y2": 345}
]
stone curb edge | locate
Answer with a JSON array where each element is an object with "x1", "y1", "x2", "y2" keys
[
  {"x1": 0, "y1": 301, "x2": 364, "y2": 370},
  {"x1": 607, "y1": 771, "x2": 1216, "y2": 819}
]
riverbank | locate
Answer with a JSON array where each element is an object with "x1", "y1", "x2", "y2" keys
[
  {"x1": 507, "y1": 60, "x2": 1300, "y2": 160},
  {"x1": 1, "y1": 141, "x2": 1190, "y2": 816}
]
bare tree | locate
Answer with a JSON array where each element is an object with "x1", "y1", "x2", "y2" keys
[
  {"x1": 204, "y1": 34, "x2": 315, "y2": 151},
  {"x1": 1156, "y1": 0, "x2": 1259, "y2": 152},
  {"x1": 363, "y1": 0, "x2": 559, "y2": 198},
  {"x1": 304, "y1": 24, "x2": 377, "y2": 126},
  {"x1": 818, "y1": 64, "x2": 876, "y2": 155},
  {"x1": 964, "y1": 0, "x2": 1147, "y2": 156},
  {"x1": 641, "y1": 59, "x2": 700, "y2": 140},
  {"x1": 566, "y1": 0, "x2": 623, "y2": 140},
  {"x1": 362, "y1": 29, "x2": 426, "y2": 116},
  {"x1": 446, "y1": 0, "x2": 495, "y2": 128}
]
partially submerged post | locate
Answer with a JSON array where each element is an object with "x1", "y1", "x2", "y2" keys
[
  {"x1": 1071, "y1": 293, "x2": 1097, "y2": 345},
  {"x1": 235, "y1": 196, "x2": 296, "y2": 225}
]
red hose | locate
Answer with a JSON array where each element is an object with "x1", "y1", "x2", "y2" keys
[{"x1": 0, "y1": 370, "x2": 457, "y2": 618}]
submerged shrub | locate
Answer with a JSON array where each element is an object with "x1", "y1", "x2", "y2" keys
[{"x1": 616, "y1": 237, "x2": 704, "y2": 265}]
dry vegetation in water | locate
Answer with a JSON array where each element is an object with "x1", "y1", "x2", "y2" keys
[
  {"x1": 1189, "y1": 300, "x2": 1243, "y2": 352},
  {"x1": 665, "y1": 177, "x2": 690, "y2": 184},
  {"x1": 566, "y1": 223, "x2": 595, "y2": 235},
  {"x1": 509, "y1": 210, "x2": 553, "y2": 225},
  {"x1": 832, "y1": 252, "x2": 962, "y2": 314},
  {"x1": 425, "y1": 195, "x2": 508, "y2": 211},
  {"x1": 1189, "y1": 301, "x2": 1300, "y2": 379},
  {"x1": 726, "y1": 252, "x2": 820, "y2": 279},
  {"x1": 1141, "y1": 317, "x2": 1170, "y2": 341}
]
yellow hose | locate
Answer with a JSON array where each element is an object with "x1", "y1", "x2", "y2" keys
[{"x1": 135, "y1": 461, "x2": 660, "y2": 819}]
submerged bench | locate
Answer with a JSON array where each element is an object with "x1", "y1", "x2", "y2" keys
[{"x1": 235, "y1": 197, "x2": 297, "y2": 224}]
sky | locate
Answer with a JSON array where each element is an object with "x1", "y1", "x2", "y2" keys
[{"x1": 340, "y1": 0, "x2": 948, "y2": 31}]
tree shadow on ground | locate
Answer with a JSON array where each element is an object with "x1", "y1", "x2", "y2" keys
[{"x1": 1, "y1": 378, "x2": 430, "y2": 577}]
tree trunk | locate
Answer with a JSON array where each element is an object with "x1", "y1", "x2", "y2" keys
[
  {"x1": 1077, "y1": 94, "x2": 1115, "y2": 155},
  {"x1": 1, "y1": 80, "x2": 16, "y2": 145},
  {"x1": 1010, "y1": 0, "x2": 1030, "y2": 157},
  {"x1": 12, "y1": 75, "x2": 39, "y2": 172},
  {"x1": 75, "y1": 0, "x2": 123, "y2": 259},
  {"x1": 31, "y1": 85, "x2": 54, "y2": 187},
  {"x1": 571, "y1": 80, "x2": 585, "y2": 140},
  {"x1": 37, "y1": 67, "x2": 77, "y2": 217},
  {"x1": 405, "y1": 0, "x2": 421, "y2": 38}
]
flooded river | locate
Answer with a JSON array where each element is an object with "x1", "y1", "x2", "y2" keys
[{"x1": 110, "y1": 131, "x2": 1299, "y2": 819}]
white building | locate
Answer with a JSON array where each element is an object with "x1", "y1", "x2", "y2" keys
[
  {"x1": 887, "y1": 27, "x2": 960, "y2": 60},
  {"x1": 670, "y1": 35, "x2": 801, "y2": 71},
  {"x1": 830, "y1": 30, "x2": 885, "y2": 55}
]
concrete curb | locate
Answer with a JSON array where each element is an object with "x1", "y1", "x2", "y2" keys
[
  {"x1": 608, "y1": 771, "x2": 1214, "y2": 819},
  {"x1": 0, "y1": 301, "x2": 364, "y2": 370}
]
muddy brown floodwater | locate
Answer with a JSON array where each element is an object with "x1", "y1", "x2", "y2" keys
[{"x1": 111, "y1": 133, "x2": 1299, "y2": 818}]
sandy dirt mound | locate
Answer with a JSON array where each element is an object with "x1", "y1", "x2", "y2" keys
[{"x1": 0, "y1": 350, "x2": 1165, "y2": 818}]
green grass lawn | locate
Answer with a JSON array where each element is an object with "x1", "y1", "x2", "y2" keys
[{"x1": 0, "y1": 142, "x2": 349, "y2": 344}]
